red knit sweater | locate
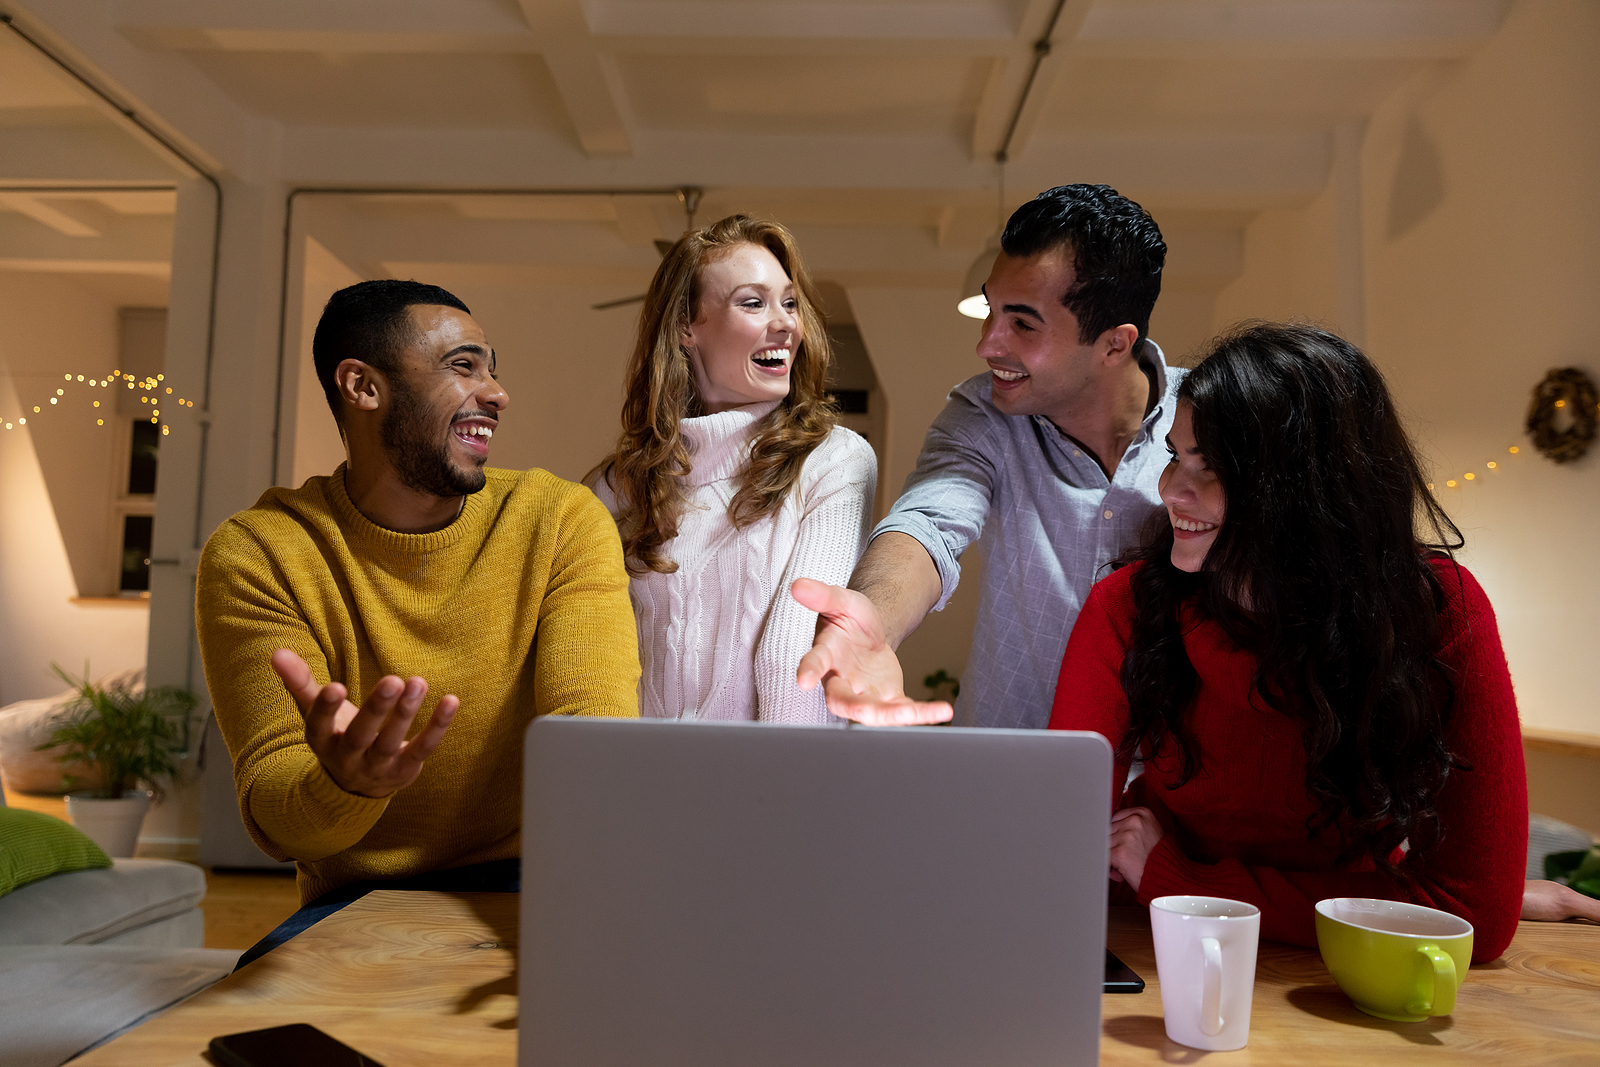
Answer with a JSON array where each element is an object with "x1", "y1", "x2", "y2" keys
[{"x1": 1049, "y1": 558, "x2": 1527, "y2": 962}]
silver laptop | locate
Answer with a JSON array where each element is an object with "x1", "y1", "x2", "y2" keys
[{"x1": 520, "y1": 718, "x2": 1112, "y2": 1067}]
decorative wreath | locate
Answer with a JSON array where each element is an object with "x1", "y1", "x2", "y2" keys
[{"x1": 1525, "y1": 367, "x2": 1598, "y2": 464}]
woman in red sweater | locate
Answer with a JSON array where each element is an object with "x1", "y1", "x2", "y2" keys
[{"x1": 1048, "y1": 322, "x2": 1527, "y2": 962}]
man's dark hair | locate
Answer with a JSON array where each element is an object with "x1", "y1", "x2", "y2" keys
[
  {"x1": 1001, "y1": 184, "x2": 1165, "y2": 354},
  {"x1": 311, "y1": 279, "x2": 471, "y2": 421}
]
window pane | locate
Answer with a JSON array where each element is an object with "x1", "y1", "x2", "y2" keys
[
  {"x1": 120, "y1": 515, "x2": 154, "y2": 592},
  {"x1": 128, "y1": 420, "x2": 160, "y2": 495}
]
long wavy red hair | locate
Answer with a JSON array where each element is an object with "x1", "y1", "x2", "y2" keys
[{"x1": 592, "y1": 215, "x2": 838, "y2": 575}]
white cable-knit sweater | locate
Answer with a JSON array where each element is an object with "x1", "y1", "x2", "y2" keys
[{"x1": 592, "y1": 402, "x2": 877, "y2": 723}]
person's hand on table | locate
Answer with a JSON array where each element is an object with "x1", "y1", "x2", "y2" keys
[
  {"x1": 1521, "y1": 878, "x2": 1600, "y2": 923},
  {"x1": 1108, "y1": 806, "x2": 1165, "y2": 893},
  {"x1": 791, "y1": 578, "x2": 953, "y2": 726},
  {"x1": 270, "y1": 648, "x2": 457, "y2": 799}
]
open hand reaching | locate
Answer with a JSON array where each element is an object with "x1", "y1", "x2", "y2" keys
[
  {"x1": 791, "y1": 578, "x2": 953, "y2": 726},
  {"x1": 269, "y1": 648, "x2": 457, "y2": 799}
]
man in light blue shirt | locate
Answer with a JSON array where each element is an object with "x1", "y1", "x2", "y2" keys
[{"x1": 795, "y1": 184, "x2": 1181, "y2": 728}]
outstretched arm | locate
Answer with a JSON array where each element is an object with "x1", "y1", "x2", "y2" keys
[
  {"x1": 793, "y1": 532, "x2": 951, "y2": 725},
  {"x1": 1522, "y1": 880, "x2": 1600, "y2": 923}
]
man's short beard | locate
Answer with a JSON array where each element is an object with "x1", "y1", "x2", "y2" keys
[{"x1": 380, "y1": 374, "x2": 487, "y2": 499}]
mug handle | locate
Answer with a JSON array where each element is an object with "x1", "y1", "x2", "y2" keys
[
  {"x1": 1200, "y1": 936, "x2": 1225, "y2": 1036},
  {"x1": 1406, "y1": 943, "x2": 1457, "y2": 1017}
]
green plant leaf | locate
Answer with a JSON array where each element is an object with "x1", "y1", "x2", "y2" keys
[{"x1": 34, "y1": 663, "x2": 197, "y2": 801}]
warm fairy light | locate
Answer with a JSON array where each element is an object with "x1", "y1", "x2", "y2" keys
[
  {"x1": 161, "y1": 426, "x2": 169, "y2": 435},
  {"x1": 96, "y1": 419, "x2": 103, "y2": 426},
  {"x1": 1464, "y1": 472, "x2": 1475, "y2": 480},
  {"x1": 93, "y1": 401, "x2": 99, "y2": 408},
  {"x1": 18, "y1": 418, "x2": 25, "y2": 425},
  {"x1": 1487, "y1": 461, "x2": 1497, "y2": 469},
  {"x1": 1426, "y1": 482, "x2": 1434, "y2": 490},
  {"x1": 1509, "y1": 446, "x2": 1519, "y2": 454},
  {"x1": 76, "y1": 375, "x2": 83, "y2": 381},
  {"x1": 1555, "y1": 399, "x2": 1566, "y2": 408},
  {"x1": 141, "y1": 396, "x2": 148, "y2": 404},
  {"x1": 49, "y1": 398, "x2": 57, "y2": 405},
  {"x1": 149, "y1": 416, "x2": 157, "y2": 424},
  {"x1": 32, "y1": 406, "x2": 39, "y2": 413},
  {"x1": 152, "y1": 409, "x2": 159, "y2": 416},
  {"x1": 1445, "y1": 479, "x2": 1457, "y2": 488},
  {"x1": 63, "y1": 374, "x2": 71, "y2": 381},
  {"x1": 55, "y1": 389, "x2": 63, "y2": 396},
  {"x1": 165, "y1": 387, "x2": 172, "y2": 394},
  {"x1": 157, "y1": 374, "x2": 164, "y2": 381}
]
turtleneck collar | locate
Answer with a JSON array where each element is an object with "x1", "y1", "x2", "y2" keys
[{"x1": 681, "y1": 401, "x2": 781, "y2": 487}]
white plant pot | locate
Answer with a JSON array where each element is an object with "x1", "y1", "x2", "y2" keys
[{"x1": 65, "y1": 790, "x2": 152, "y2": 858}]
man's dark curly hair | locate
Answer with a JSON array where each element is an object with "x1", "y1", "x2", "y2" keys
[{"x1": 1002, "y1": 184, "x2": 1166, "y2": 355}]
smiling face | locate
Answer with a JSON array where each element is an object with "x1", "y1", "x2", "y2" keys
[
  {"x1": 1159, "y1": 402, "x2": 1225, "y2": 572},
  {"x1": 379, "y1": 304, "x2": 508, "y2": 498},
  {"x1": 682, "y1": 242, "x2": 799, "y2": 414},
  {"x1": 975, "y1": 248, "x2": 1099, "y2": 428}
]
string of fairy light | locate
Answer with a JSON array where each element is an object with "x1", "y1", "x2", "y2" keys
[
  {"x1": 1428, "y1": 445, "x2": 1521, "y2": 493},
  {"x1": 1427, "y1": 394, "x2": 1599, "y2": 493},
  {"x1": 3, "y1": 370, "x2": 197, "y2": 435}
]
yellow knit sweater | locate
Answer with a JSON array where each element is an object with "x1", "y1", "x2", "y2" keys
[{"x1": 196, "y1": 465, "x2": 639, "y2": 903}]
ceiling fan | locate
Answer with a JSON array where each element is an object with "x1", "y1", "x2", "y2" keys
[{"x1": 593, "y1": 186, "x2": 702, "y2": 311}]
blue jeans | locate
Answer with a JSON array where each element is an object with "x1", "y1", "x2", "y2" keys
[{"x1": 233, "y1": 858, "x2": 520, "y2": 970}]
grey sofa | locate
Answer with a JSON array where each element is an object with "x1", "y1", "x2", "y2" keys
[{"x1": 0, "y1": 795, "x2": 238, "y2": 1067}]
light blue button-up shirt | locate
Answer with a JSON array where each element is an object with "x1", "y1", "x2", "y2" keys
[{"x1": 873, "y1": 344, "x2": 1184, "y2": 729}]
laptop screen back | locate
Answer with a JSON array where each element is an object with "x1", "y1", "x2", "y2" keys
[{"x1": 520, "y1": 718, "x2": 1111, "y2": 1067}]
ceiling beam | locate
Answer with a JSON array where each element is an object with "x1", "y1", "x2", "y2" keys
[
  {"x1": 112, "y1": 0, "x2": 531, "y2": 50},
  {"x1": 971, "y1": 0, "x2": 1093, "y2": 163},
  {"x1": 516, "y1": 0, "x2": 633, "y2": 158},
  {"x1": 583, "y1": 1, "x2": 1014, "y2": 40},
  {"x1": 0, "y1": 193, "x2": 103, "y2": 236},
  {"x1": 1074, "y1": 0, "x2": 1509, "y2": 59},
  {"x1": 276, "y1": 124, "x2": 1332, "y2": 213},
  {"x1": 0, "y1": 209, "x2": 173, "y2": 264}
]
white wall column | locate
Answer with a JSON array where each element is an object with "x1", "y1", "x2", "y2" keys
[{"x1": 142, "y1": 176, "x2": 287, "y2": 845}]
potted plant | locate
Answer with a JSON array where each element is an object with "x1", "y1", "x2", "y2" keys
[{"x1": 36, "y1": 664, "x2": 197, "y2": 857}]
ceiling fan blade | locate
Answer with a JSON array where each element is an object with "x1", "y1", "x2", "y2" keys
[
  {"x1": 592, "y1": 293, "x2": 647, "y2": 310},
  {"x1": 653, "y1": 238, "x2": 675, "y2": 258}
]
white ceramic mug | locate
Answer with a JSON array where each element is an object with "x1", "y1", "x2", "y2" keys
[{"x1": 1150, "y1": 895, "x2": 1261, "y2": 1051}]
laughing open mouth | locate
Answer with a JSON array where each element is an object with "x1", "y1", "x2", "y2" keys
[{"x1": 753, "y1": 348, "x2": 789, "y2": 369}]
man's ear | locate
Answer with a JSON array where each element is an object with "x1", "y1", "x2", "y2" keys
[
  {"x1": 335, "y1": 359, "x2": 384, "y2": 413},
  {"x1": 1098, "y1": 324, "x2": 1141, "y2": 366}
]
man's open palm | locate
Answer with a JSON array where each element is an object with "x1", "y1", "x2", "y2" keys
[
  {"x1": 270, "y1": 648, "x2": 457, "y2": 798},
  {"x1": 791, "y1": 578, "x2": 953, "y2": 725}
]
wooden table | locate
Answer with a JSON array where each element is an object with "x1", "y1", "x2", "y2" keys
[{"x1": 75, "y1": 892, "x2": 1600, "y2": 1065}]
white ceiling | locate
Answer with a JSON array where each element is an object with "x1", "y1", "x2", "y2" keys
[{"x1": 0, "y1": 0, "x2": 1513, "y2": 301}]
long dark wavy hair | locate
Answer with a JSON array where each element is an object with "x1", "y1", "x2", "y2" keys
[
  {"x1": 1119, "y1": 322, "x2": 1466, "y2": 873},
  {"x1": 591, "y1": 215, "x2": 838, "y2": 575}
]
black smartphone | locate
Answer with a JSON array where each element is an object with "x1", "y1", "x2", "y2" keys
[
  {"x1": 209, "y1": 1023, "x2": 385, "y2": 1067},
  {"x1": 1103, "y1": 948, "x2": 1145, "y2": 993}
]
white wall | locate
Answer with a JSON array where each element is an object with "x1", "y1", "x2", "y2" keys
[
  {"x1": 289, "y1": 236, "x2": 359, "y2": 486},
  {"x1": 848, "y1": 287, "x2": 988, "y2": 695},
  {"x1": 1210, "y1": 0, "x2": 1600, "y2": 737},
  {"x1": 0, "y1": 272, "x2": 151, "y2": 707}
]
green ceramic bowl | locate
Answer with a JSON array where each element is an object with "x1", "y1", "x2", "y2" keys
[{"x1": 1314, "y1": 898, "x2": 1473, "y2": 1022}]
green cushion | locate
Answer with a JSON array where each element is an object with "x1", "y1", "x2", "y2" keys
[{"x1": 0, "y1": 807, "x2": 112, "y2": 896}]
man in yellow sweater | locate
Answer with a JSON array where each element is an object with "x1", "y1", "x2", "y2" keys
[{"x1": 197, "y1": 279, "x2": 639, "y2": 964}]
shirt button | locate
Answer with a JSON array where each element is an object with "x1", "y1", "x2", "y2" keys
[
  {"x1": 1073, "y1": 449, "x2": 1081, "y2": 457},
  {"x1": 1103, "y1": 509, "x2": 1114, "y2": 519}
]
